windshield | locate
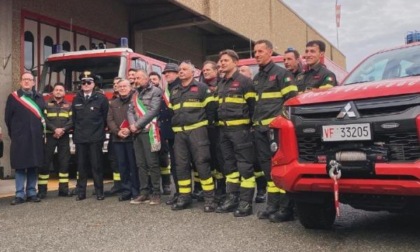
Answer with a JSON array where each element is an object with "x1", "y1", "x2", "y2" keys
[
  {"x1": 39, "y1": 56, "x2": 124, "y2": 93},
  {"x1": 343, "y1": 45, "x2": 420, "y2": 85}
]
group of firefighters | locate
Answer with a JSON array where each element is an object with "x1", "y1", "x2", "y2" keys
[{"x1": 5, "y1": 39, "x2": 337, "y2": 223}]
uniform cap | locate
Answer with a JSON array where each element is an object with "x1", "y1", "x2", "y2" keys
[
  {"x1": 79, "y1": 71, "x2": 95, "y2": 80},
  {"x1": 162, "y1": 63, "x2": 179, "y2": 74}
]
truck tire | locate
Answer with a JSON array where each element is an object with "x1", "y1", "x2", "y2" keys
[{"x1": 296, "y1": 198, "x2": 336, "y2": 229}]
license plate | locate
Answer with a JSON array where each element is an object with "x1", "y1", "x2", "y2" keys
[{"x1": 322, "y1": 123, "x2": 371, "y2": 142}]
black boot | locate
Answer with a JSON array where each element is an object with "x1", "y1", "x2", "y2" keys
[
  {"x1": 58, "y1": 183, "x2": 73, "y2": 197},
  {"x1": 192, "y1": 182, "x2": 204, "y2": 202},
  {"x1": 171, "y1": 194, "x2": 192, "y2": 211},
  {"x1": 166, "y1": 193, "x2": 179, "y2": 205},
  {"x1": 255, "y1": 189, "x2": 266, "y2": 203},
  {"x1": 203, "y1": 190, "x2": 216, "y2": 212},
  {"x1": 161, "y1": 175, "x2": 172, "y2": 195},
  {"x1": 269, "y1": 210, "x2": 294, "y2": 222},
  {"x1": 37, "y1": 184, "x2": 48, "y2": 199},
  {"x1": 214, "y1": 179, "x2": 226, "y2": 204},
  {"x1": 257, "y1": 193, "x2": 281, "y2": 219},
  {"x1": 104, "y1": 181, "x2": 122, "y2": 196},
  {"x1": 216, "y1": 193, "x2": 240, "y2": 213},
  {"x1": 96, "y1": 189, "x2": 105, "y2": 200},
  {"x1": 233, "y1": 201, "x2": 253, "y2": 217}
]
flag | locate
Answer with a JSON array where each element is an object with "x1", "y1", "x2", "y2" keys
[{"x1": 336, "y1": 3, "x2": 341, "y2": 28}]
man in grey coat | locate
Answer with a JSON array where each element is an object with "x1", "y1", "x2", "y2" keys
[{"x1": 128, "y1": 70, "x2": 162, "y2": 205}]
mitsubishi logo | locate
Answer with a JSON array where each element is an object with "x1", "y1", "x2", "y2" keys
[{"x1": 337, "y1": 102, "x2": 358, "y2": 119}]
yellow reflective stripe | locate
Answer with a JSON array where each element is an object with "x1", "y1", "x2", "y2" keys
[
  {"x1": 241, "y1": 176, "x2": 256, "y2": 189},
  {"x1": 267, "y1": 181, "x2": 286, "y2": 193},
  {"x1": 253, "y1": 117, "x2": 276, "y2": 126},
  {"x1": 46, "y1": 113, "x2": 70, "y2": 118},
  {"x1": 160, "y1": 166, "x2": 171, "y2": 175},
  {"x1": 172, "y1": 120, "x2": 208, "y2": 132},
  {"x1": 59, "y1": 179, "x2": 69, "y2": 183},
  {"x1": 183, "y1": 101, "x2": 204, "y2": 108},
  {"x1": 254, "y1": 171, "x2": 264, "y2": 178},
  {"x1": 261, "y1": 91, "x2": 282, "y2": 99},
  {"x1": 193, "y1": 171, "x2": 199, "y2": 177},
  {"x1": 212, "y1": 171, "x2": 224, "y2": 179},
  {"x1": 178, "y1": 179, "x2": 191, "y2": 186},
  {"x1": 113, "y1": 173, "x2": 121, "y2": 181},
  {"x1": 226, "y1": 171, "x2": 240, "y2": 184},
  {"x1": 193, "y1": 177, "x2": 200, "y2": 182},
  {"x1": 203, "y1": 96, "x2": 216, "y2": 107},
  {"x1": 38, "y1": 174, "x2": 49, "y2": 180},
  {"x1": 319, "y1": 84, "x2": 334, "y2": 89},
  {"x1": 38, "y1": 180, "x2": 48, "y2": 185},
  {"x1": 219, "y1": 97, "x2": 246, "y2": 104},
  {"x1": 59, "y1": 173, "x2": 69, "y2": 178},
  {"x1": 179, "y1": 187, "x2": 192, "y2": 193},
  {"x1": 69, "y1": 111, "x2": 72, "y2": 116},
  {"x1": 76, "y1": 172, "x2": 79, "y2": 180},
  {"x1": 218, "y1": 119, "x2": 250, "y2": 127},
  {"x1": 281, "y1": 85, "x2": 298, "y2": 96},
  {"x1": 201, "y1": 177, "x2": 214, "y2": 191},
  {"x1": 58, "y1": 113, "x2": 70, "y2": 117},
  {"x1": 244, "y1": 92, "x2": 256, "y2": 100},
  {"x1": 202, "y1": 184, "x2": 215, "y2": 191}
]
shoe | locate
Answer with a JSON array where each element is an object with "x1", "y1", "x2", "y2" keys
[
  {"x1": 27, "y1": 195, "x2": 41, "y2": 203},
  {"x1": 58, "y1": 190, "x2": 73, "y2": 197},
  {"x1": 257, "y1": 206, "x2": 279, "y2": 219},
  {"x1": 192, "y1": 190, "x2": 204, "y2": 202},
  {"x1": 215, "y1": 193, "x2": 239, "y2": 213},
  {"x1": 233, "y1": 201, "x2": 253, "y2": 217},
  {"x1": 71, "y1": 188, "x2": 79, "y2": 196},
  {"x1": 203, "y1": 200, "x2": 217, "y2": 213},
  {"x1": 76, "y1": 195, "x2": 86, "y2": 201},
  {"x1": 96, "y1": 194, "x2": 105, "y2": 200},
  {"x1": 269, "y1": 210, "x2": 294, "y2": 223},
  {"x1": 130, "y1": 195, "x2": 150, "y2": 204},
  {"x1": 255, "y1": 190, "x2": 266, "y2": 203},
  {"x1": 162, "y1": 185, "x2": 171, "y2": 195},
  {"x1": 149, "y1": 194, "x2": 161, "y2": 205},
  {"x1": 37, "y1": 191, "x2": 47, "y2": 199},
  {"x1": 104, "y1": 185, "x2": 122, "y2": 196},
  {"x1": 11, "y1": 197, "x2": 25, "y2": 205},
  {"x1": 171, "y1": 195, "x2": 192, "y2": 210},
  {"x1": 118, "y1": 194, "x2": 132, "y2": 202},
  {"x1": 166, "y1": 193, "x2": 179, "y2": 205}
]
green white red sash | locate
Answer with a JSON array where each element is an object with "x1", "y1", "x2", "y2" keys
[
  {"x1": 12, "y1": 91, "x2": 46, "y2": 142},
  {"x1": 163, "y1": 86, "x2": 170, "y2": 107},
  {"x1": 133, "y1": 93, "x2": 161, "y2": 152}
]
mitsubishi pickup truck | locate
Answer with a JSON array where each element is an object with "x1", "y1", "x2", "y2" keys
[{"x1": 270, "y1": 42, "x2": 420, "y2": 229}]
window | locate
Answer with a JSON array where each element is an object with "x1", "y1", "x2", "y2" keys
[
  {"x1": 62, "y1": 41, "x2": 71, "y2": 52},
  {"x1": 152, "y1": 65, "x2": 162, "y2": 75},
  {"x1": 44, "y1": 36, "x2": 54, "y2": 61},
  {"x1": 24, "y1": 31, "x2": 34, "y2": 70}
]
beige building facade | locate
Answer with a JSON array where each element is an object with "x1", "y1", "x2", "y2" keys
[{"x1": 0, "y1": 0, "x2": 345, "y2": 177}]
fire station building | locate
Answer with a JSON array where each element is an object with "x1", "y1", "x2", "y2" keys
[{"x1": 0, "y1": 0, "x2": 346, "y2": 177}]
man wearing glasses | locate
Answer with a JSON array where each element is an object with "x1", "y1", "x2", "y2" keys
[{"x1": 71, "y1": 71, "x2": 109, "y2": 201}]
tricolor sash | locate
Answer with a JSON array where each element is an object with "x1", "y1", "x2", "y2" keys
[
  {"x1": 133, "y1": 93, "x2": 161, "y2": 152},
  {"x1": 11, "y1": 91, "x2": 46, "y2": 142},
  {"x1": 162, "y1": 86, "x2": 170, "y2": 107}
]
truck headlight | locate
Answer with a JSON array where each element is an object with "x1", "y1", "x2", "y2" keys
[{"x1": 268, "y1": 128, "x2": 279, "y2": 154}]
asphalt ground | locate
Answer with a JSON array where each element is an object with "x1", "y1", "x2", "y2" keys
[{"x1": 1, "y1": 182, "x2": 420, "y2": 252}]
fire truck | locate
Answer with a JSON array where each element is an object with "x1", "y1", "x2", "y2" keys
[
  {"x1": 270, "y1": 41, "x2": 420, "y2": 229},
  {"x1": 38, "y1": 46, "x2": 167, "y2": 174}
]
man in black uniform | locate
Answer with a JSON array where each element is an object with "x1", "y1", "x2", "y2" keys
[
  {"x1": 252, "y1": 40, "x2": 298, "y2": 222},
  {"x1": 297, "y1": 40, "x2": 337, "y2": 92},
  {"x1": 38, "y1": 83, "x2": 73, "y2": 198},
  {"x1": 169, "y1": 61, "x2": 217, "y2": 212},
  {"x1": 284, "y1": 48, "x2": 303, "y2": 78},
  {"x1": 215, "y1": 49, "x2": 256, "y2": 217},
  {"x1": 72, "y1": 71, "x2": 109, "y2": 201}
]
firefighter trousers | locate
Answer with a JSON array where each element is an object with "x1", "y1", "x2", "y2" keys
[{"x1": 220, "y1": 126, "x2": 255, "y2": 203}]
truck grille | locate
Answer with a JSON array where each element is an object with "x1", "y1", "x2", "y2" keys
[{"x1": 297, "y1": 132, "x2": 420, "y2": 162}]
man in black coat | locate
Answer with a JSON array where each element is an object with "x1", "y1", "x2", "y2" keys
[
  {"x1": 5, "y1": 72, "x2": 45, "y2": 205},
  {"x1": 72, "y1": 71, "x2": 109, "y2": 201}
]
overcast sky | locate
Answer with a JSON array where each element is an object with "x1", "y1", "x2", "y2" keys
[{"x1": 282, "y1": 0, "x2": 420, "y2": 71}]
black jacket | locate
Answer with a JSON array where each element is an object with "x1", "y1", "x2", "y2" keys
[
  {"x1": 252, "y1": 61, "x2": 298, "y2": 128},
  {"x1": 44, "y1": 97, "x2": 73, "y2": 133},
  {"x1": 296, "y1": 63, "x2": 337, "y2": 92},
  {"x1": 71, "y1": 91, "x2": 109, "y2": 143}
]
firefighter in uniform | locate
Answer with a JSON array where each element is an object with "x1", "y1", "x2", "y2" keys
[
  {"x1": 215, "y1": 50, "x2": 256, "y2": 217},
  {"x1": 284, "y1": 48, "x2": 303, "y2": 79},
  {"x1": 296, "y1": 40, "x2": 337, "y2": 92},
  {"x1": 252, "y1": 40, "x2": 298, "y2": 222},
  {"x1": 169, "y1": 61, "x2": 217, "y2": 212},
  {"x1": 38, "y1": 83, "x2": 73, "y2": 198},
  {"x1": 72, "y1": 71, "x2": 109, "y2": 201},
  {"x1": 202, "y1": 60, "x2": 226, "y2": 203}
]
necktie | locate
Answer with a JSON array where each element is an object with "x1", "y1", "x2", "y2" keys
[{"x1": 85, "y1": 95, "x2": 89, "y2": 100}]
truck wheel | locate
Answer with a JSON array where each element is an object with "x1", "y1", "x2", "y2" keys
[{"x1": 296, "y1": 198, "x2": 336, "y2": 229}]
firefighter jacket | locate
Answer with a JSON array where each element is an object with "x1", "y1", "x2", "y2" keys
[
  {"x1": 127, "y1": 83, "x2": 162, "y2": 131},
  {"x1": 296, "y1": 62, "x2": 337, "y2": 92},
  {"x1": 169, "y1": 79, "x2": 216, "y2": 132},
  {"x1": 44, "y1": 97, "x2": 73, "y2": 133},
  {"x1": 107, "y1": 90, "x2": 135, "y2": 142},
  {"x1": 71, "y1": 91, "x2": 109, "y2": 144},
  {"x1": 217, "y1": 70, "x2": 255, "y2": 127},
  {"x1": 252, "y1": 61, "x2": 298, "y2": 128}
]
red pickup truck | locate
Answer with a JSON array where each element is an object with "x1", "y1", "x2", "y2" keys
[{"x1": 270, "y1": 42, "x2": 420, "y2": 229}]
